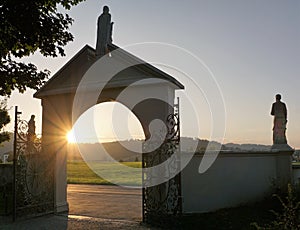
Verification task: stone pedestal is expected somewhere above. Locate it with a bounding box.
[271,143,294,191]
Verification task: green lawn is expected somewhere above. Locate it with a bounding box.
[67,161,142,186]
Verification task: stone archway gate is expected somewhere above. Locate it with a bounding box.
[33,44,185,225]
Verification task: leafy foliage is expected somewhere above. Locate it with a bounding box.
[0,0,86,96]
[252,184,300,230]
[0,99,10,143]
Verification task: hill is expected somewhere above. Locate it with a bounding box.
[66,138,274,162]
[223,143,271,151]
[0,133,291,163]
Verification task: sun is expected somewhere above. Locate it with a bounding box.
[67,131,76,143]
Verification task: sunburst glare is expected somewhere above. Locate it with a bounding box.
[67,130,76,143]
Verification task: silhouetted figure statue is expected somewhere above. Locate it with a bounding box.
[28,115,36,144]
[96,6,113,57]
[271,94,288,146]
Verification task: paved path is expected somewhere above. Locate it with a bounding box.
[0,214,154,230]
[67,184,142,221]
[0,184,159,230]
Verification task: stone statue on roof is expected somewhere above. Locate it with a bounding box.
[96,5,113,57]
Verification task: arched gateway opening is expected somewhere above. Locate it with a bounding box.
[66,102,145,221]
[68,102,145,145]
[33,41,184,225]
[67,102,145,179]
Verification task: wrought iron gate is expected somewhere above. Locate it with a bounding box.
[142,98,182,226]
[12,106,54,220]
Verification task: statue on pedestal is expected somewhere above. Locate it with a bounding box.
[95,6,113,57]
[271,94,291,149]
[28,114,36,142]
[27,114,36,152]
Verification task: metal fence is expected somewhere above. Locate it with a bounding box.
[0,107,54,221]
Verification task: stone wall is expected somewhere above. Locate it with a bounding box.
[181,150,293,213]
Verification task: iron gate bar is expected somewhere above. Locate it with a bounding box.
[12,106,21,221]
[142,97,182,226]
[12,107,54,221]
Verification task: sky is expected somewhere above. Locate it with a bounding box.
[5,0,300,148]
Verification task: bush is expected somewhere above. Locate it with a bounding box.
[252,183,300,230]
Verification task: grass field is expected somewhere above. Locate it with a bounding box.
[67,161,142,186]
[68,161,300,186]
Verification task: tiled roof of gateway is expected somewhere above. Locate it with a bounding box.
[34,44,184,98]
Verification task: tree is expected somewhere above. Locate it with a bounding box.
[0,0,86,96]
[0,99,10,143]
[0,0,86,144]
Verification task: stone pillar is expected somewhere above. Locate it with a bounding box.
[274,149,293,190]
[41,94,73,213]
[120,83,182,225]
